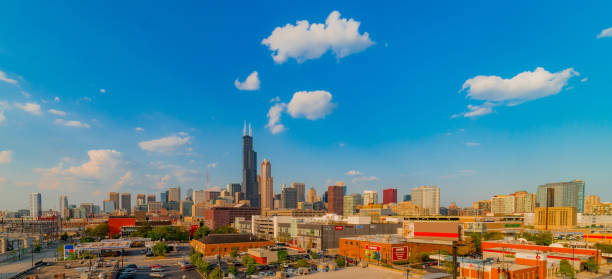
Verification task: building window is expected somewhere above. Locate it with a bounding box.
[211,248,215,252]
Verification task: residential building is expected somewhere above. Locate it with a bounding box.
[491,195,515,215]
[513,191,536,213]
[168,187,181,203]
[242,122,260,208]
[593,203,612,215]
[390,201,429,216]
[343,194,361,216]
[383,188,397,205]
[291,182,306,203]
[536,179,585,213]
[328,183,345,215]
[103,200,115,214]
[535,206,577,229]
[259,159,274,210]
[109,192,119,210]
[120,193,131,215]
[307,187,317,203]
[411,186,440,215]
[281,187,297,209]
[59,195,68,219]
[136,194,146,207]
[363,190,378,205]
[30,193,42,218]
[584,195,600,215]
[190,234,273,257]
[147,194,156,203]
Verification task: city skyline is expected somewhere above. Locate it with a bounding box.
[2,1,612,210]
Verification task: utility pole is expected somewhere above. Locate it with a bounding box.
[452,241,458,279]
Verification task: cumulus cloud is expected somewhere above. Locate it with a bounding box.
[0,70,18,84]
[234,71,260,91]
[48,109,66,116]
[15,102,42,115]
[597,27,612,38]
[265,102,287,134]
[207,162,218,168]
[262,11,374,63]
[53,96,60,102]
[0,150,13,163]
[270,96,281,103]
[452,103,494,118]
[64,149,123,178]
[138,134,191,153]
[135,127,144,132]
[465,142,480,147]
[345,170,362,176]
[112,171,132,190]
[55,119,90,128]
[99,89,106,94]
[287,90,335,120]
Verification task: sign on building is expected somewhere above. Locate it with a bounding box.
[412,222,462,241]
[64,244,74,260]
[392,247,408,261]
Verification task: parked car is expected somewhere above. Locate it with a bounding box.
[150,264,162,269]
[149,272,165,278]
[151,267,165,272]
[181,264,195,270]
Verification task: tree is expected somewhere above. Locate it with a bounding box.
[230,247,239,258]
[583,258,599,273]
[228,265,237,275]
[213,225,237,234]
[61,232,69,242]
[558,259,575,278]
[310,252,318,259]
[246,264,256,275]
[521,232,553,246]
[297,259,309,268]
[467,233,482,253]
[208,268,222,279]
[91,223,109,238]
[277,250,288,262]
[130,222,152,238]
[484,232,503,241]
[335,256,345,267]
[152,242,171,256]
[193,225,211,239]
[596,243,612,253]
[80,236,95,243]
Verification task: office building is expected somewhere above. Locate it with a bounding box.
[327,182,345,215]
[59,195,68,219]
[536,179,585,213]
[281,187,297,209]
[147,194,156,203]
[291,182,306,203]
[242,122,260,208]
[491,195,515,215]
[411,186,440,215]
[259,159,274,210]
[343,194,362,216]
[103,200,115,214]
[403,194,411,202]
[363,190,378,205]
[512,191,536,213]
[535,207,577,230]
[148,201,162,214]
[30,193,42,218]
[584,195,600,215]
[383,188,397,205]
[181,200,194,217]
[227,183,241,201]
[109,192,119,210]
[160,190,168,208]
[193,190,206,204]
[204,191,221,203]
[168,187,181,203]
[307,187,317,203]
[136,194,146,207]
[120,193,131,214]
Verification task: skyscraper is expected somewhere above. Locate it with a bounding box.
[584,195,600,215]
[281,187,297,209]
[109,192,119,210]
[363,190,378,205]
[136,194,146,206]
[59,195,68,219]
[103,200,115,214]
[168,187,181,203]
[259,159,274,210]
[491,195,515,215]
[383,188,397,205]
[242,122,259,207]
[536,179,585,213]
[403,194,411,202]
[343,194,361,216]
[512,191,536,213]
[120,193,131,214]
[30,193,42,218]
[193,190,206,204]
[307,187,317,203]
[327,182,345,215]
[147,194,156,203]
[411,186,440,215]
[160,190,168,208]
[226,183,242,201]
[291,182,306,203]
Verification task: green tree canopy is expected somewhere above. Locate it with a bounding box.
[558,259,575,278]
[335,256,345,267]
[213,225,237,234]
[152,242,171,256]
[277,250,288,262]
[297,259,309,268]
[193,225,211,239]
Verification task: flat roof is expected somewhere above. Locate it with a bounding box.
[76,240,131,250]
[341,234,453,245]
[197,233,270,244]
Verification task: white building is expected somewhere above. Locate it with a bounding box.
[30,193,42,218]
[491,195,516,215]
[193,190,206,204]
[411,186,440,215]
[363,190,378,205]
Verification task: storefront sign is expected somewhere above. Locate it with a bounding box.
[392,247,408,261]
[334,226,344,231]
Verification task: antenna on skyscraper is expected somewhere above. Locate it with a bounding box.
[243,120,246,136]
[206,170,210,189]
[249,122,252,136]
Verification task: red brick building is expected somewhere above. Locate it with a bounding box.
[203,206,260,230]
[190,233,273,257]
[339,235,453,264]
[327,184,344,216]
[382,188,397,205]
[108,216,136,237]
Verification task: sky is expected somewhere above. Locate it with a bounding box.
[1,1,612,211]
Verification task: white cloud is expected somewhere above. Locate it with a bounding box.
[112,171,132,190]
[99,89,106,94]
[135,127,144,132]
[156,174,171,190]
[338,142,345,147]
[262,11,374,63]
[345,170,362,176]
[0,70,17,84]
[63,149,123,178]
[0,110,5,125]
[351,175,378,184]
[270,96,281,103]
[15,102,42,115]
[0,150,13,163]
[48,109,66,116]
[461,67,578,103]
[138,134,191,153]
[53,96,60,102]
[465,142,480,147]
[20,91,31,98]
[581,78,588,83]
[234,71,260,91]
[265,102,287,134]
[54,119,90,128]
[597,27,612,38]
[452,103,494,118]
[207,162,218,168]
[287,90,335,120]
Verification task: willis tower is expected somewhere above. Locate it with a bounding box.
[242,122,260,207]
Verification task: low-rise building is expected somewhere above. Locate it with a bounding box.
[535,206,577,229]
[295,222,401,252]
[203,206,260,230]
[190,233,273,257]
[339,234,453,264]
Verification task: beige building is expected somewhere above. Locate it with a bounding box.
[343,195,360,216]
[535,206,577,229]
[390,201,429,216]
[168,187,181,202]
[291,182,306,203]
[307,187,317,203]
[584,195,600,215]
[259,159,274,210]
[363,190,378,205]
[411,186,440,215]
[491,195,515,215]
[512,191,536,213]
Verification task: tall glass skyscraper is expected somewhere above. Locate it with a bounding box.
[242,122,259,207]
[536,179,585,213]
[30,193,42,218]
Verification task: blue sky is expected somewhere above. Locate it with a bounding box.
[1,1,612,211]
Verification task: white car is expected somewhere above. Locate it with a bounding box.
[149,272,165,278]
[151,267,165,272]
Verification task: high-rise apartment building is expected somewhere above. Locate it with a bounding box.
[120,193,131,214]
[491,195,515,215]
[327,183,345,215]
[363,190,378,205]
[136,194,146,206]
[30,193,42,218]
[281,187,298,209]
[259,159,274,210]
[109,192,119,210]
[242,122,259,208]
[584,195,600,215]
[383,188,397,205]
[512,191,536,213]
[536,179,585,213]
[168,187,181,203]
[307,187,317,203]
[227,183,242,201]
[411,186,440,215]
[343,194,362,216]
[148,201,162,214]
[291,182,306,203]
[59,195,68,219]
[147,194,156,203]
[193,190,206,204]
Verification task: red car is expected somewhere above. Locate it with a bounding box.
[150,264,162,269]
[181,264,195,270]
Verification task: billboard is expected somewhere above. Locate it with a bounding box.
[64,244,75,260]
[392,247,408,261]
[364,245,381,260]
[412,222,461,241]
